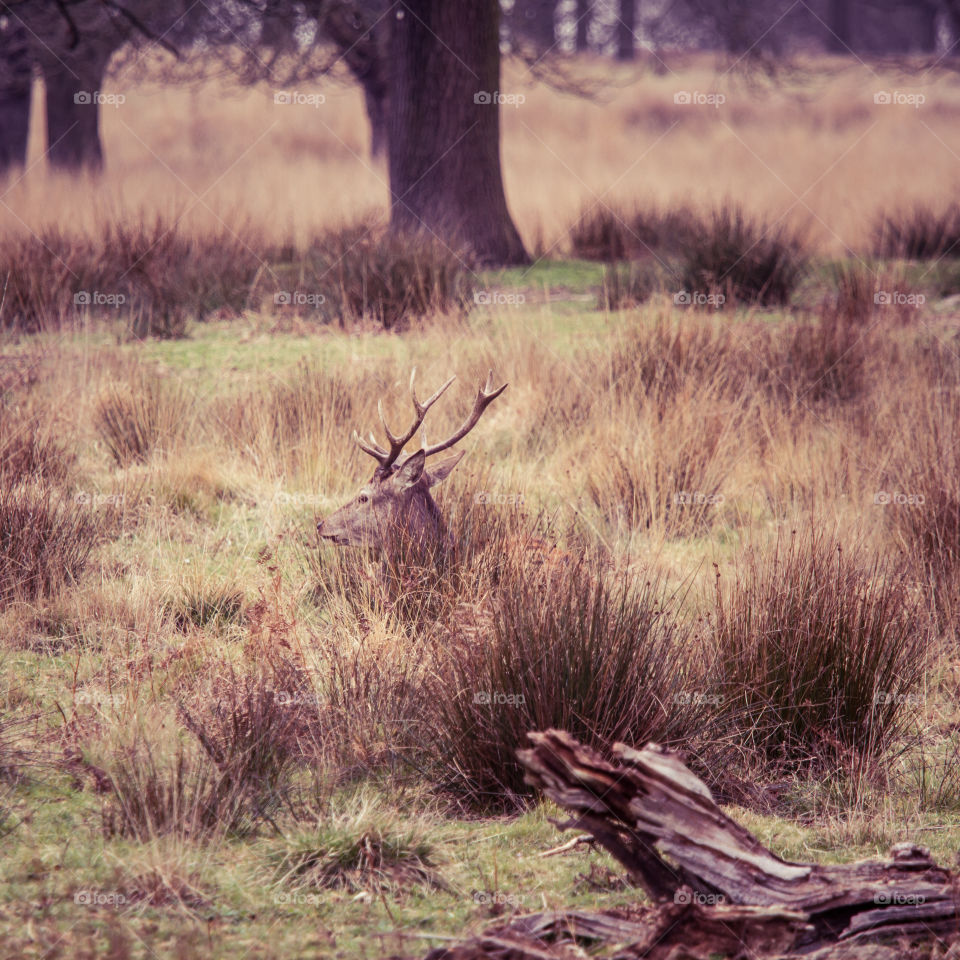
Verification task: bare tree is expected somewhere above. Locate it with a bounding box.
[1,0,191,171]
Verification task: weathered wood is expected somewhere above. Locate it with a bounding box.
[514,729,960,953]
[420,730,960,959]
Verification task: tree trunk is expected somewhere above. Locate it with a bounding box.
[0,21,32,174]
[918,1,939,53]
[387,0,529,267]
[826,0,853,53]
[42,48,111,172]
[575,0,591,52]
[362,82,387,159]
[616,0,636,60]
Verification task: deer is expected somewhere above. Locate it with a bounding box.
[316,368,507,550]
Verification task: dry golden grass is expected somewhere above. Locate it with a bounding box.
[2,53,960,958]
[4,54,958,257]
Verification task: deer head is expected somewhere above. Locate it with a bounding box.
[317,369,507,548]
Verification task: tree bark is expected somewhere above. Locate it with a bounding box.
[616,0,636,61]
[362,82,388,159]
[387,0,530,267]
[0,21,32,174]
[510,730,960,953]
[42,47,112,172]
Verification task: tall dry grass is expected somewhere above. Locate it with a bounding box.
[1,56,959,256]
[2,54,958,829]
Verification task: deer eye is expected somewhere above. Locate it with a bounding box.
[358,494,369,503]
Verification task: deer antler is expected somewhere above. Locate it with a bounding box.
[418,370,507,460]
[353,368,455,473]
[353,369,507,474]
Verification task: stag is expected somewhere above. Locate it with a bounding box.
[317,369,507,548]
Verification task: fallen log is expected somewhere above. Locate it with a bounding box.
[516,730,960,951]
[422,731,960,959]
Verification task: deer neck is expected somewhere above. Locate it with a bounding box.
[402,483,446,543]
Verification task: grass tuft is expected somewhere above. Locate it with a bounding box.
[427,556,702,810]
[711,531,930,773]
[94,370,195,466]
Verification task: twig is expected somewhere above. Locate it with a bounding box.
[538,834,595,858]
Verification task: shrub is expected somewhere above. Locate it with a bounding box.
[676,206,807,306]
[568,204,701,261]
[0,218,263,336]
[569,207,630,260]
[710,531,929,772]
[0,218,471,335]
[270,796,443,893]
[597,261,663,310]
[221,362,355,477]
[426,557,702,810]
[586,390,735,537]
[305,629,424,779]
[873,204,960,259]
[273,225,473,329]
[0,410,71,485]
[101,674,304,840]
[166,578,245,632]
[773,302,872,404]
[604,313,755,401]
[878,385,960,626]
[0,484,99,607]
[94,370,194,466]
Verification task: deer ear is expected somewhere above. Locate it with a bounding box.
[393,449,426,490]
[426,450,465,487]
